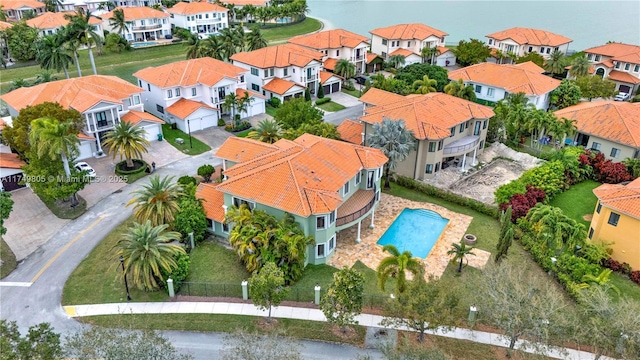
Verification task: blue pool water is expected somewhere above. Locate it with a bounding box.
[131,41,158,48]
[377,209,449,258]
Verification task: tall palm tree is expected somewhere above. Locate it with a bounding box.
[202,35,224,60]
[444,79,477,101]
[242,4,256,22]
[570,56,591,78]
[236,92,254,119]
[185,38,204,59]
[247,119,282,143]
[219,27,242,60]
[387,54,406,69]
[114,221,184,291]
[245,25,267,51]
[420,46,439,64]
[222,93,238,119]
[29,118,79,178]
[334,59,356,84]
[412,75,437,94]
[494,49,506,64]
[127,175,184,227]
[544,50,566,75]
[109,8,130,37]
[377,244,424,294]
[225,3,237,22]
[64,8,102,75]
[102,121,150,169]
[447,240,476,273]
[36,33,74,79]
[366,118,416,189]
[61,25,83,77]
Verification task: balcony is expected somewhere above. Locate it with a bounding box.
[132,24,161,31]
[88,121,115,133]
[443,136,479,156]
[196,18,222,25]
[336,189,376,227]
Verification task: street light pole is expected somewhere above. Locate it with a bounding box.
[119,255,131,301]
[187,119,193,149]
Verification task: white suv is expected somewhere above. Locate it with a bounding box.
[614,92,630,101]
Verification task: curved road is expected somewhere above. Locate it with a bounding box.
[0,152,382,359]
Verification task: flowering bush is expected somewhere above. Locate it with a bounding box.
[630,271,640,285]
[500,185,546,221]
[595,160,632,183]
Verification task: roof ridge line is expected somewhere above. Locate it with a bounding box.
[288,159,311,216]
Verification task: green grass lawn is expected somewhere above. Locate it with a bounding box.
[62,216,169,305]
[341,88,362,98]
[0,237,17,279]
[549,180,600,228]
[161,124,211,155]
[40,194,87,220]
[261,17,322,42]
[316,101,346,112]
[265,104,278,117]
[234,128,253,138]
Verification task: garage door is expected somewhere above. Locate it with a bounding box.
[619,85,631,93]
[323,85,331,94]
[331,83,340,93]
[250,100,265,116]
[77,141,94,160]
[143,124,161,141]
[1,174,25,191]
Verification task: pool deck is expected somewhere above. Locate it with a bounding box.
[328,193,477,280]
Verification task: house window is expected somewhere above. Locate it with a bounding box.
[487,88,495,97]
[426,164,433,174]
[343,181,350,195]
[554,47,559,51]
[483,120,487,129]
[233,197,255,210]
[459,123,465,133]
[435,162,440,172]
[475,85,482,93]
[251,84,260,91]
[615,62,621,69]
[540,47,545,53]
[588,227,594,239]
[587,54,593,60]
[95,111,108,127]
[284,68,288,76]
[596,203,602,214]
[376,190,380,201]
[167,89,173,98]
[591,142,601,151]
[634,65,640,72]
[378,166,383,179]
[330,210,336,225]
[607,212,620,226]
[270,68,274,77]
[156,105,164,114]
[138,80,142,87]
[610,148,620,158]
[124,98,131,107]
[251,67,258,76]
[624,63,630,71]
[366,170,375,189]
[428,142,436,152]
[479,140,484,148]
[595,55,601,61]
[316,243,325,258]
[382,39,387,45]
[222,222,229,233]
[336,50,340,56]
[488,39,493,45]
[328,235,335,252]
[546,48,550,54]
[355,171,361,185]
[407,41,411,47]
[147,84,151,91]
[528,46,533,52]
[316,215,326,230]
[450,127,455,137]
[192,88,197,96]
[176,88,181,97]
[438,140,443,150]
[473,121,481,136]
[264,69,268,77]
[381,52,387,58]
[118,105,123,112]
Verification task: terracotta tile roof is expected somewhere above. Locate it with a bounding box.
[359,87,405,106]
[390,48,418,57]
[215,134,387,216]
[263,77,299,95]
[168,1,227,15]
[77,133,95,140]
[134,58,246,88]
[221,0,268,5]
[370,23,448,40]
[166,98,216,119]
[366,53,379,64]
[0,152,26,169]
[360,92,494,140]
[584,43,640,65]
[0,118,5,131]
[319,70,340,84]
[448,62,560,96]
[215,137,280,163]
[288,29,369,49]
[26,11,100,30]
[436,45,452,54]
[231,44,324,68]
[0,21,13,30]
[120,110,163,126]
[102,6,168,21]
[486,27,572,46]
[235,88,267,99]
[1,0,45,11]
[554,101,640,147]
[0,75,143,113]
[514,61,545,73]
[337,119,363,145]
[593,178,640,219]
[608,70,640,84]
[196,183,226,222]
[323,58,338,71]
[599,59,615,68]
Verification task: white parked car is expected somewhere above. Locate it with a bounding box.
[614,92,630,101]
[74,162,96,178]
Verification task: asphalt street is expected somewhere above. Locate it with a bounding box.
[323,105,365,126]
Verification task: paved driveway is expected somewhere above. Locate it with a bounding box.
[191,127,234,152]
[328,91,362,107]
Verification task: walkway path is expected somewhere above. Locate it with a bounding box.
[65,301,613,360]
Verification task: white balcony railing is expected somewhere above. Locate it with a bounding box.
[443,137,480,155]
[132,24,161,31]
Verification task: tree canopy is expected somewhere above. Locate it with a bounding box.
[274,97,323,130]
[5,21,38,61]
[395,63,449,92]
[453,39,491,67]
[320,266,365,332]
[574,75,617,101]
[549,79,582,109]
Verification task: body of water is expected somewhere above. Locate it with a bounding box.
[308,1,640,51]
[377,209,449,258]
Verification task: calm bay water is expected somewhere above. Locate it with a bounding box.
[308,1,640,51]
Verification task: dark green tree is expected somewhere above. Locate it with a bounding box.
[304,88,311,101]
[248,262,289,323]
[274,97,323,130]
[0,320,63,360]
[174,195,208,244]
[453,38,491,67]
[515,52,545,67]
[0,192,14,236]
[396,63,449,92]
[495,206,513,264]
[316,82,325,98]
[197,164,215,183]
[549,79,582,110]
[5,21,38,61]
[320,266,365,333]
[575,75,617,101]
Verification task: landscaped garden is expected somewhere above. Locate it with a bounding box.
[549,180,600,228]
[315,100,346,112]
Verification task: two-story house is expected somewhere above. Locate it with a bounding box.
[555,101,640,160]
[101,7,170,43]
[231,43,341,99]
[448,62,561,109]
[288,29,370,74]
[486,27,572,60]
[1,0,46,21]
[358,89,494,180]
[0,75,163,160]
[196,134,388,264]
[133,58,266,133]
[168,2,228,39]
[26,11,103,38]
[580,43,640,95]
[369,23,456,67]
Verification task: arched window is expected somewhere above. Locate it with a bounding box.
[595,68,606,78]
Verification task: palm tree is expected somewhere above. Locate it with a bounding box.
[202,35,224,60]
[366,118,416,189]
[245,25,267,51]
[127,175,184,227]
[494,49,506,64]
[36,33,73,79]
[9,78,29,90]
[447,240,476,273]
[247,119,282,143]
[114,221,185,291]
[544,50,566,75]
[61,25,83,77]
[387,54,406,69]
[526,204,586,254]
[225,3,237,22]
[412,75,437,94]
[236,92,254,119]
[242,4,257,22]
[65,9,102,75]
[579,269,620,296]
[377,244,424,294]
[109,8,130,37]
[222,93,239,120]
[570,56,591,78]
[102,121,150,169]
[420,46,439,64]
[444,79,477,101]
[186,38,204,59]
[219,27,242,60]
[30,118,79,178]
[35,71,57,84]
[334,59,356,84]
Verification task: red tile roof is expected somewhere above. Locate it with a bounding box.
[120,110,163,126]
[215,137,280,163]
[593,178,640,219]
[231,44,324,68]
[102,6,169,21]
[514,61,545,73]
[554,101,640,147]
[366,53,380,64]
[436,46,452,55]
[486,27,572,46]
[134,58,246,88]
[77,133,95,141]
[359,87,405,106]
[389,48,418,57]
[360,92,495,140]
[608,70,640,84]
[263,77,300,95]
[221,0,268,5]
[584,43,640,65]
[168,2,227,15]
[289,29,369,49]
[213,134,387,216]
[448,62,560,96]
[337,119,363,145]
[323,58,338,71]
[370,23,448,40]
[319,71,340,84]
[1,0,45,11]
[26,11,100,30]
[0,75,143,113]
[235,88,267,99]
[0,152,26,169]
[0,21,11,30]
[196,183,226,222]
[166,98,216,119]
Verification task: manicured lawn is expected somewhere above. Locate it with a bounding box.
[342,88,361,98]
[549,180,600,228]
[609,272,640,303]
[265,104,278,117]
[261,17,323,42]
[316,101,346,112]
[40,194,87,220]
[234,128,253,138]
[161,124,211,155]
[62,216,169,305]
[0,238,17,279]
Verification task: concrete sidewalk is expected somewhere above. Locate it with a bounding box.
[64,302,612,360]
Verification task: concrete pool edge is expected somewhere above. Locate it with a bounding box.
[376,208,450,259]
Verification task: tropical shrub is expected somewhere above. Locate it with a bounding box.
[177,175,197,186]
[269,97,281,108]
[495,180,527,207]
[630,270,640,285]
[556,253,601,283]
[315,97,331,105]
[520,160,566,199]
[160,252,190,291]
[500,185,546,221]
[595,160,632,184]
[218,118,226,126]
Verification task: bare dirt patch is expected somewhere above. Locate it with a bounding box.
[583,214,593,221]
[255,317,279,331]
[329,324,360,341]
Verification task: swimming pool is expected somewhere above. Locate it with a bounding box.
[376,209,449,258]
[131,41,158,48]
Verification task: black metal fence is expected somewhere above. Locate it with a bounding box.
[336,194,376,226]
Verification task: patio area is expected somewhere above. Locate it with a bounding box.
[328,193,487,280]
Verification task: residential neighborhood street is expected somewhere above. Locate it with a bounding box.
[324,104,365,126]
